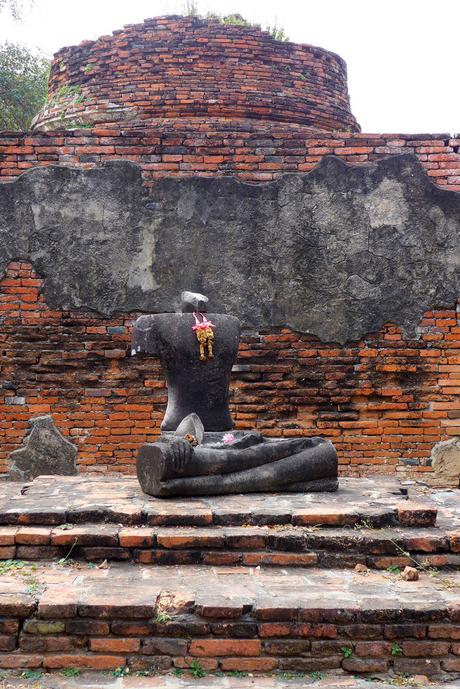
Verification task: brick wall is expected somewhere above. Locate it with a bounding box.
[1,261,459,480]
[1,125,459,190]
[32,16,358,133]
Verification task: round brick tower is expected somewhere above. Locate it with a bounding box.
[32,15,360,133]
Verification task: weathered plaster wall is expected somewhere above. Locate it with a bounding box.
[0,155,459,343]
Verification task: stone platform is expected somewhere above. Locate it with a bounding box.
[0,477,458,679]
[1,673,459,689]
[0,477,459,570]
[0,477,439,527]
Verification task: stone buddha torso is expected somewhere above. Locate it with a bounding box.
[132,312,240,431]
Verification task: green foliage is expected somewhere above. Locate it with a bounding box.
[61,668,80,677]
[0,42,49,130]
[21,670,42,679]
[181,1,289,41]
[47,83,84,109]
[310,671,326,681]
[113,666,129,677]
[154,612,172,623]
[218,14,257,28]
[57,536,79,566]
[266,22,289,42]
[386,565,402,574]
[391,641,404,656]
[341,645,353,658]
[226,670,248,677]
[57,557,76,567]
[173,668,184,677]
[189,660,205,677]
[25,581,40,594]
[83,63,96,74]
[0,559,25,574]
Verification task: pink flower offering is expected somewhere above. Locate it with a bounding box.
[223,433,235,445]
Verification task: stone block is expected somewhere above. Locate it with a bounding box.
[431,437,460,487]
[9,416,78,481]
[90,637,140,653]
[220,657,278,671]
[43,654,124,670]
[66,619,110,635]
[141,638,188,656]
[342,657,389,673]
[23,619,65,635]
[211,622,258,638]
[189,638,261,657]
[127,655,172,671]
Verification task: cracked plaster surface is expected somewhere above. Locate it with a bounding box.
[0,154,459,343]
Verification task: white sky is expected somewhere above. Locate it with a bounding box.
[1,0,459,134]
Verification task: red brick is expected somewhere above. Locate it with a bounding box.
[43,654,125,669]
[15,527,51,545]
[118,528,154,548]
[428,625,460,639]
[0,654,42,668]
[220,657,278,671]
[355,641,391,657]
[174,656,218,671]
[189,639,261,657]
[401,640,449,657]
[0,528,17,545]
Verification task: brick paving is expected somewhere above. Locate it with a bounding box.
[0,477,439,527]
[2,671,460,688]
[1,670,460,688]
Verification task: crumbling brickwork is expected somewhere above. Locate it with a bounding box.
[1,127,459,191]
[32,17,359,133]
[1,262,459,479]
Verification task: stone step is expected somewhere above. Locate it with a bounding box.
[1,523,460,569]
[0,670,457,688]
[0,562,459,678]
[1,670,457,688]
[0,476,438,529]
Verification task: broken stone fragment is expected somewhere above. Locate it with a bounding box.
[174,413,205,445]
[354,563,369,574]
[8,415,78,481]
[401,566,419,581]
[180,291,209,313]
[431,437,460,488]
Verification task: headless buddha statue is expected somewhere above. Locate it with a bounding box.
[132,291,338,497]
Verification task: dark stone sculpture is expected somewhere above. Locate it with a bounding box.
[9,415,78,481]
[132,309,240,432]
[133,293,338,497]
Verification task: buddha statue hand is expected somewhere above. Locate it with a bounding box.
[167,438,194,474]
